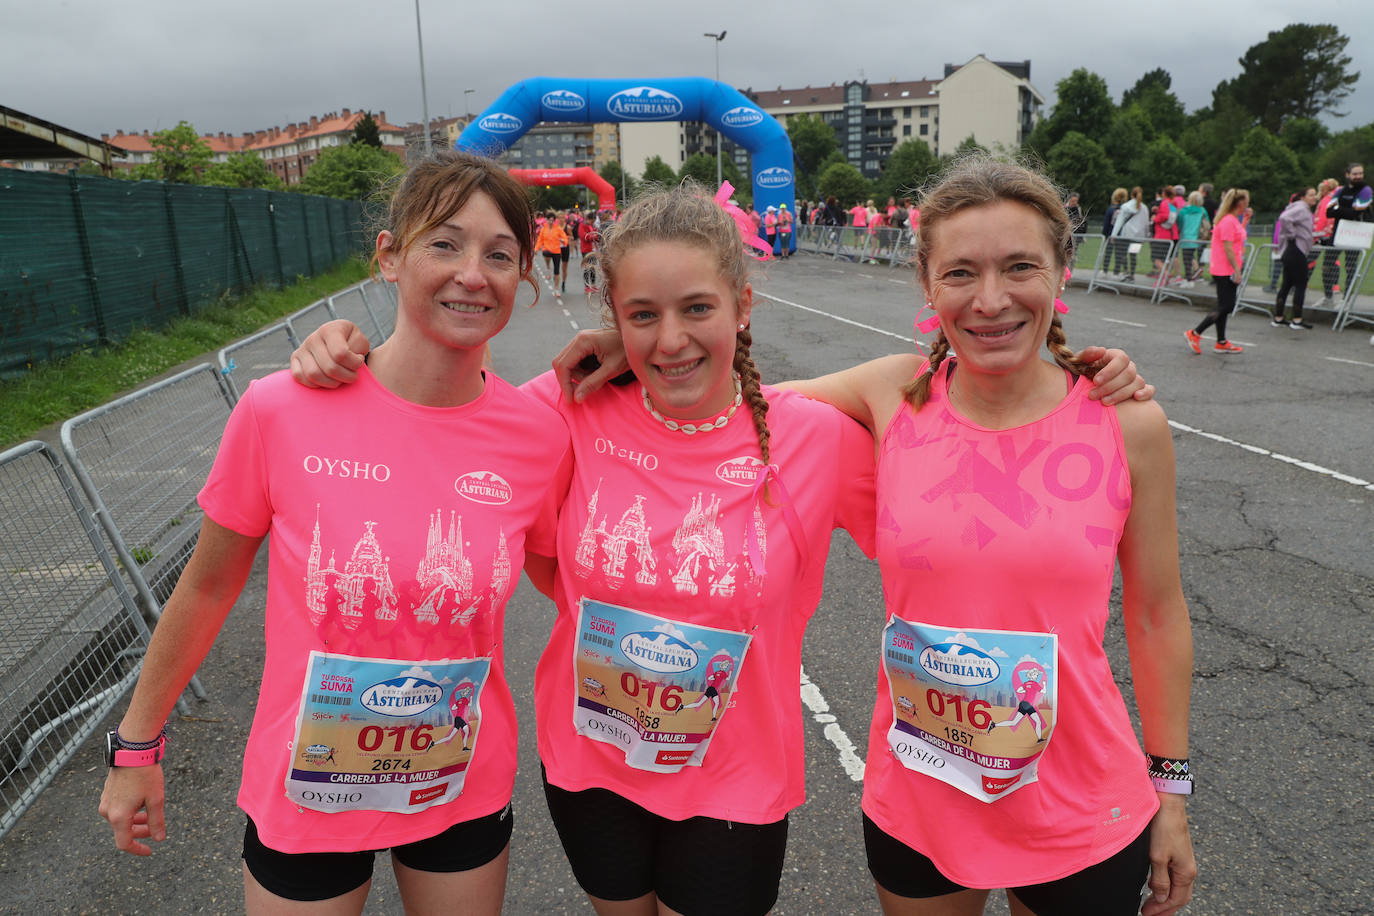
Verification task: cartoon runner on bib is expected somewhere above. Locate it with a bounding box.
[679,652,735,721]
[989,659,1049,742]
[432,679,476,751]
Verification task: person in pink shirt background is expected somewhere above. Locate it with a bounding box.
[1151,186,1180,278]
[1186,187,1252,355]
[100,151,571,914]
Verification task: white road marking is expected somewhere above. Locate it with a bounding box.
[800,666,865,782]
[757,292,915,344]
[1326,356,1374,368]
[569,319,579,330]
[1168,421,1374,492]
[887,278,910,285]
[1101,317,1148,328]
[858,273,875,279]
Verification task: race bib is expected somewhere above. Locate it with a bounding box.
[882,618,1058,803]
[573,598,752,773]
[286,651,490,814]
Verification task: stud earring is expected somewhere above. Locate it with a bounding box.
[738,323,746,331]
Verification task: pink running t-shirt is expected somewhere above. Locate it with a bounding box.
[1210,213,1246,276]
[200,366,571,853]
[522,372,876,824]
[862,360,1158,888]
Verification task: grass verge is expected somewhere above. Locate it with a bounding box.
[0,259,370,448]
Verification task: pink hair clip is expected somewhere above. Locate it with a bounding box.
[914,301,941,336]
[715,181,773,261]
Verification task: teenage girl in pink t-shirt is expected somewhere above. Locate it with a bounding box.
[100,152,572,914]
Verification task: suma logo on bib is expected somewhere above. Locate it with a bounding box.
[455,471,513,505]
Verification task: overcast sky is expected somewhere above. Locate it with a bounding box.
[7,0,1370,140]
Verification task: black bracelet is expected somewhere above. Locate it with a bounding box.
[114,725,167,751]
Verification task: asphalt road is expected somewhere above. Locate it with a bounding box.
[1,251,1370,915]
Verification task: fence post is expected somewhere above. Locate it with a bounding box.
[67,171,109,345]
[268,192,285,288]
[301,202,316,275]
[324,200,339,266]
[159,185,191,316]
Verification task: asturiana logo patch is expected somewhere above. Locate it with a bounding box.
[721,106,764,128]
[756,166,792,188]
[620,632,698,674]
[456,471,513,505]
[919,642,1000,687]
[542,89,587,113]
[360,677,443,717]
[715,456,767,487]
[479,112,523,134]
[607,86,684,120]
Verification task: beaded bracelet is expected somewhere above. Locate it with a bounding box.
[1147,753,1193,794]
[114,725,167,751]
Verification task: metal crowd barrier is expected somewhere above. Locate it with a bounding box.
[60,363,237,701]
[328,279,386,345]
[361,277,398,341]
[795,224,914,267]
[218,322,298,402]
[284,298,338,345]
[1,441,153,840]
[1330,246,1372,332]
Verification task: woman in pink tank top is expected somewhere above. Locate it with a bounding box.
[783,158,1197,916]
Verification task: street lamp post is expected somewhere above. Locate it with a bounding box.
[414,0,432,156]
[703,30,726,188]
[464,88,476,126]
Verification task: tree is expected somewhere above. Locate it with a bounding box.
[204,152,284,190]
[296,142,404,199]
[1045,69,1115,147]
[1277,117,1331,173]
[351,112,383,148]
[1215,126,1302,211]
[787,113,839,179]
[1102,107,1153,180]
[678,152,744,192]
[1177,94,1254,179]
[598,161,637,206]
[149,120,212,184]
[816,161,870,208]
[1045,132,1116,210]
[1312,123,1374,183]
[873,139,939,202]
[640,155,678,187]
[1021,117,1054,160]
[1130,137,1199,196]
[951,135,987,159]
[1216,24,1359,132]
[1121,68,1172,108]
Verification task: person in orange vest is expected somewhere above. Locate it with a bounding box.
[777,203,793,259]
[535,212,570,298]
[763,205,779,256]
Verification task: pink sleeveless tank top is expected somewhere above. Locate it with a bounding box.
[861,359,1159,888]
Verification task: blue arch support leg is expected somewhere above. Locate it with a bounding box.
[458,77,796,254]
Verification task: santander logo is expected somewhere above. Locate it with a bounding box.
[455,471,513,505]
[715,456,767,487]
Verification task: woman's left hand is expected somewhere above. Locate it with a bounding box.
[1142,795,1197,916]
[1078,347,1155,404]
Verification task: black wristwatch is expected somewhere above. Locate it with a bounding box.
[105,728,167,768]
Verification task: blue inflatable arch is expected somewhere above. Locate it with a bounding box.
[457,77,796,246]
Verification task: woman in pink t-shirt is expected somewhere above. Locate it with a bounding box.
[100,152,572,914]
[772,158,1195,916]
[1185,188,1251,356]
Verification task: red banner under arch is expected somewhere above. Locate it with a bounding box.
[509,167,616,213]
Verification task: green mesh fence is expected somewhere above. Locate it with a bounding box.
[0,170,364,378]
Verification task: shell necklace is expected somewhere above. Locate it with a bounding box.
[641,374,743,435]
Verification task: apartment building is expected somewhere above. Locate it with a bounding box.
[101,109,406,184]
